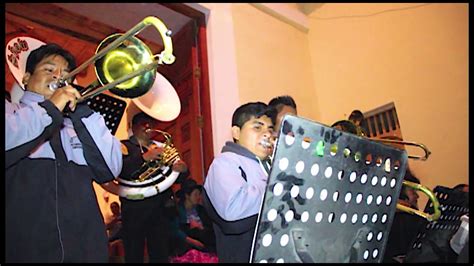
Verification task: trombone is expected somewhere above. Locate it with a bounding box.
[48,16,175,102]
[331,119,440,221]
[373,138,431,161]
[331,120,431,160]
[397,181,440,222]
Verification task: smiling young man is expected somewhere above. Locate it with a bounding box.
[5,43,123,262]
[202,102,276,263]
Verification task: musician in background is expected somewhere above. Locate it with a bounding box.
[449,183,469,263]
[5,43,123,262]
[348,109,368,136]
[268,95,298,135]
[202,102,276,262]
[383,168,424,263]
[267,95,298,160]
[116,112,188,263]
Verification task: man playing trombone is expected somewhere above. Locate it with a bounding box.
[5,42,123,262]
[202,102,276,262]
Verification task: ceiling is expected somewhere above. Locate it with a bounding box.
[52,3,193,46]
[50,4,322,41]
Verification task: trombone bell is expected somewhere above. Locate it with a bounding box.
[95,33,156,98]
[47,16,175,102]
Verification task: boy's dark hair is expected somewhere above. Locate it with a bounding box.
[232,102,276,128]
[176,178,202,200]
[25,43,77,80]
[132,112,154,126]
[268,95,297,113]
[348,110,364,123]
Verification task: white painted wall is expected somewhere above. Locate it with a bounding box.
[192,3,468,206]
[198,3,241,154]
[307,3,468,207]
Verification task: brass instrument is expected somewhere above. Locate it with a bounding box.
[47,16,175,102]
[136,128,181,182]
[374,138,431,161]
[396,181,440,222]
[6,18,181,200]
[114,128,182,200]
[331,120,431,161]
[331,119,440,221]
[55,16,181,199]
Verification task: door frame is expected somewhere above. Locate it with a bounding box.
[163,3,214,178]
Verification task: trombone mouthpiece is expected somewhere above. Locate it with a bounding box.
[260,139,274,149]
[48,80,68,92]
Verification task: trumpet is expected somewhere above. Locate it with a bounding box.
[331,119,440,221]
[48,16,175,102]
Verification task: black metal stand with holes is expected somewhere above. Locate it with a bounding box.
[404,186,469,263]
[250,115,408,263]
[85,93,126,135]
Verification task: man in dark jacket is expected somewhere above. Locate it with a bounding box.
[5,42,123,262]
[383,169,424,263]
[116,112,188,263]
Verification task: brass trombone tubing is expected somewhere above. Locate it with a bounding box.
[145,128,180,165]
[78,61,159,102]
[146,128,173,140]
[331,119,440,221]
[330,119,431,161]
[55,16,175,100]
[373,138,432,161]
[396,180,441,222]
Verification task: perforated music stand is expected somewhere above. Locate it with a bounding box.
[85,93,126,135]
[404,186,469,263]
[250,115,408,263]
